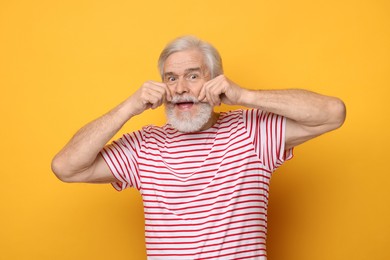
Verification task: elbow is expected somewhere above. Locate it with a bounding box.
[51,155,77,183]
[329,97,347,130]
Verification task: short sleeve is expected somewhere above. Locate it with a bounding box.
[243,109,294,172]
[100,130,143,191]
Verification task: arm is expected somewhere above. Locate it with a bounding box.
[51,81,171,183]
[198,75,346,150]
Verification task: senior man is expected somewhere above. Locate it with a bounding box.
[52,35,346,260]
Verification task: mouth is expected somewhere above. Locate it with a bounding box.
[170,96,198,110]
[175,101,195,110]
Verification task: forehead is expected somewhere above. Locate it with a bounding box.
[164,49,206,74]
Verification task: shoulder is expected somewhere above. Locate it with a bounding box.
[221,108,262,125]
[118,124,165,145]
[139,124,169,137]
[220,109,245,121]
[215,109,247,130]
[138,124,177,143]
[224,108,263,118]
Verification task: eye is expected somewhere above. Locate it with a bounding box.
[187,73,199,81]
[166,76,177,82]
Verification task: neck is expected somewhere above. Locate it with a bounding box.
[199,111,219,131]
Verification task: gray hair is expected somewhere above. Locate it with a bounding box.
[158,35,223,79]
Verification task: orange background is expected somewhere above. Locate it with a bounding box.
[1,0,389,259]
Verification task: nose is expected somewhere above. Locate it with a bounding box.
[174,77,189,95]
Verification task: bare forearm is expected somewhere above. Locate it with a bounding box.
[52,80,171,182]
[239,88,346,127]
[200,75,345,149]
[52,98,135,177]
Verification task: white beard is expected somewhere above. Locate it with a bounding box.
[165,95,213,133]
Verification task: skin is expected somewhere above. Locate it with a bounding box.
[163,49,217,130]
[51,48,346,183]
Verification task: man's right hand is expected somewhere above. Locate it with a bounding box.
[127,81,172,117]
[51,80,172,184]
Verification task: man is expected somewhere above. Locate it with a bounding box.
[52,36,346,259]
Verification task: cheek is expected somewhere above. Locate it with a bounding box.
[190,83,204,97]
[167,85,175,95]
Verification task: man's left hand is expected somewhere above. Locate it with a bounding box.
[198,75,245,106]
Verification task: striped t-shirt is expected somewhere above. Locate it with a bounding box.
[101,109,293,260]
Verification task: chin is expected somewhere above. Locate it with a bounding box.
[165,103,213,133]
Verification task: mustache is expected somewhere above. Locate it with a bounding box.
[169,95,199,104]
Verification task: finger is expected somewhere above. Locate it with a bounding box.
[144,82,170,104]
[210,91,221,106]
[140,86,163,109]
[197,85,209,103]
[149,81,172,102]
[200,95,209,104]
[198,83,207,102]
[203,81,215,106]
[148,91,165,109]
[202,75,225,105]
[162,84,172,102]
[205,81,221,106]
[199,76,217,101]
[205,85,218,106]
[202,80,215,105]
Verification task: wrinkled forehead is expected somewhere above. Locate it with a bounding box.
[163,49,208,74]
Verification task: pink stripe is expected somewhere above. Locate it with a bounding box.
[145,223,266,239]
[195,248,267,260]
[142,180,268,195]
[146,229,265,245]
[142,186,270,200]
[145,211,267,227]
[147,235,265,250]
[148,242,266,257]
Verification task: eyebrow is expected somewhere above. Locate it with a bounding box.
[163,67,202,77]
